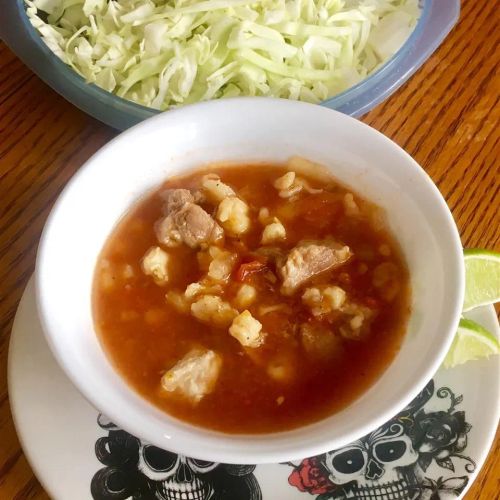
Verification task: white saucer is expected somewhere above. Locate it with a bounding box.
[8,279,500,500]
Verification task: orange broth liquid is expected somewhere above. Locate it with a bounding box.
[93,164,411,433]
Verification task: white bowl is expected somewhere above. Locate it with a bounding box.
[36,98,464,464]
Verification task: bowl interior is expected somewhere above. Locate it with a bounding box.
[36,98,463,463]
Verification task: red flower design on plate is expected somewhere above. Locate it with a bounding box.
[288,457,335,495]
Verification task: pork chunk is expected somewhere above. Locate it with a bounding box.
[161,188,194,213]
[156,203,223,249]
[279,241,351,295]
[174,203,224,248]
[161,349,222,403]
[155,214,182,247]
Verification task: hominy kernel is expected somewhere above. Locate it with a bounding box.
[358,263,369,274]
[343,193,360,216]
[165,291,190,313]
[100,270,115,290]
[261,218,286,245]
[258,207,270,225]
[350,315,364,330]
[216,197,251,236]
[273,171,295,190]
[229,311,263,348]
[123,264,135,279]
[142,246,170,284]
[145,308,167,325]
[121,310,139,321]
[379,244,391,256]
[234,284,257,309]
[267,360,294,382]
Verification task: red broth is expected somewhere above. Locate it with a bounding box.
[93,161,411,433]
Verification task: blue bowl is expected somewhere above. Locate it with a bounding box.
[0,0,459,129]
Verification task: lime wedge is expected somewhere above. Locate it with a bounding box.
[443,318,500,368]
[463,249,500,311]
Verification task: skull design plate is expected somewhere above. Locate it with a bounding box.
[8,279,500,500]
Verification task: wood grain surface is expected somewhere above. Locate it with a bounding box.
[0,0,498,498]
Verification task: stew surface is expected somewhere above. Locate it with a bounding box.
[93,159,411,433]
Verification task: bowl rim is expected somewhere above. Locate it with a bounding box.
[35,97,465,463]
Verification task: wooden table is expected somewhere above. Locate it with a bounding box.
[0,0,498,498]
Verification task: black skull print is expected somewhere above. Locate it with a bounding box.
[91,379,475,500]
[91,415,261,500]
[287,380,475,500]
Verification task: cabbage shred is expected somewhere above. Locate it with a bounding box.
[26,0,420,110]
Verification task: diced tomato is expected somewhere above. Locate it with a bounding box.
[363,297,380,309]
[235,260,267,282]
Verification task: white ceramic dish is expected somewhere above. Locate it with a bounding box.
[35,97,464,464]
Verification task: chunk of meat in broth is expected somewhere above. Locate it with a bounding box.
[175,204,224,248]
[156,201,223,249]
[155,215,182,247]
[161,188,194,213]
[161,349,222,404]
[279,240,351,295]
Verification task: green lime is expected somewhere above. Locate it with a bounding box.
[463,249,500,311]
[443,318,500,368]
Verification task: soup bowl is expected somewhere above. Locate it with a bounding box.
[36,98,464,464]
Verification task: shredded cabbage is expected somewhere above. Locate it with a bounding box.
[26,0,420,110]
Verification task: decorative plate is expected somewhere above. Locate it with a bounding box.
[8,279,500,500]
